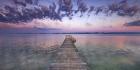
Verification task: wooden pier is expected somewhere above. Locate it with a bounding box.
[49,35,88,70]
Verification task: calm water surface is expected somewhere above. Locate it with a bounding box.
[0,34,140,70]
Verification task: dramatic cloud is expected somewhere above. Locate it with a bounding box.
[13,0,26,6]
[76,0,88,17]
[0,0,139,23]
[58,0,73,17]
[113,0,139,16]
[0,3,61,23]
[124,20,140,26]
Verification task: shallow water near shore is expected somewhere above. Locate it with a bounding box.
[0,34,140,70]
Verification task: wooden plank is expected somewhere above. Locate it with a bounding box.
[49,35,88,70]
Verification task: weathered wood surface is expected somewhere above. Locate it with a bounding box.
[49,35,88,70]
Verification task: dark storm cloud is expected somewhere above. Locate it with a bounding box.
[13,0,26,6]
[58,0,73,17]
[106,0,140,16]
[87,6,94,16]
[124,20,140,26]
[95,6,104,15]
[0,0,61,23]
[88,6,94,13]
[25,0,33,4]
[13,0,36,5]
[0,0,139,23]
[76,0,88,17]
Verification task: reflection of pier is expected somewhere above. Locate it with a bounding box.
[49,35,88,70]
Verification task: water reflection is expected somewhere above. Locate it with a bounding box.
[73,34,140,70]
[0,34,64,48]
[0,34,140,70]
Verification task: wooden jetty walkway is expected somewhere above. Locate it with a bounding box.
[49,35,88,70]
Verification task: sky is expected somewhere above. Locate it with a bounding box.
[0,0,140,33]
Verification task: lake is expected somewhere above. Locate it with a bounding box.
[0,34,140,70]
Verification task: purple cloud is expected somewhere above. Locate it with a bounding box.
[0,0,139,23]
